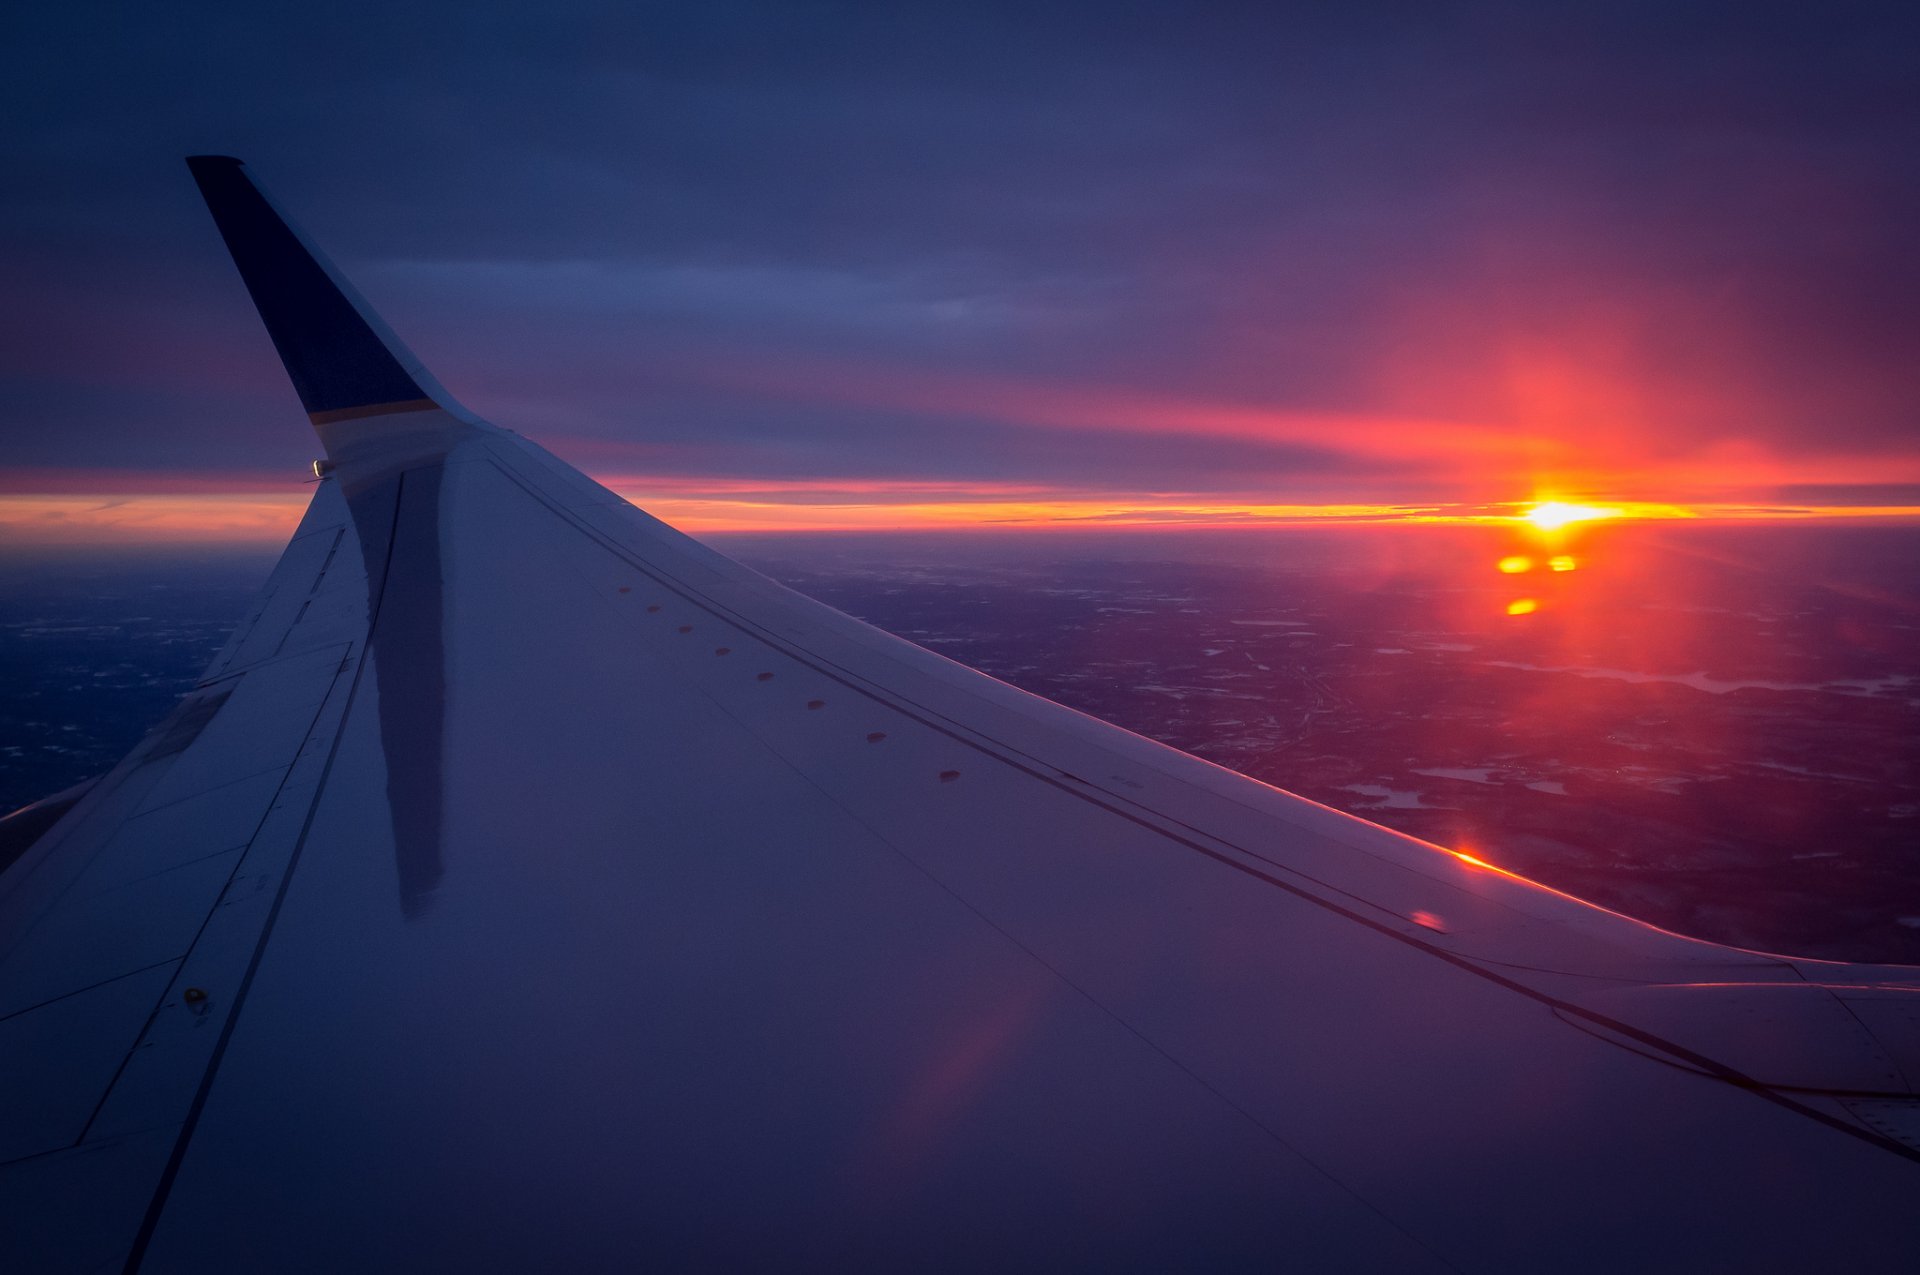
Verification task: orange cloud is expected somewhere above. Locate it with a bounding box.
[682,354,1545,465]
[632,349,1920,508]
[2,466,1915,545]
[0,492,310,544]
[609,485,1918,535]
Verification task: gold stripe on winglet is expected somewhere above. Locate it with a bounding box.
[308,397,441,425]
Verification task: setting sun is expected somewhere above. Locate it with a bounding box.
[1522,501,1621,531]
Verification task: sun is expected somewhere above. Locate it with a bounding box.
[1522,501,1620,532]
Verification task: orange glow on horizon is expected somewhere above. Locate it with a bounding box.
[627,495,1504,533]
[2,469,1920,543]
[1452,850,1492,868]
[1522,501,1624,531]
[0,492,311,545]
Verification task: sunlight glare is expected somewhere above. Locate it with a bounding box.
[1523,501,1620,531]
[1506,598,1538,616]
[1548,555,1577,572]
[1497,555,1533,574]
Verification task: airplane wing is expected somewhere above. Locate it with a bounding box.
[2,157,1916,1273]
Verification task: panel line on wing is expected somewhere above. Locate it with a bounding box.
[118,658,369,1272]
[623,619,1451,1265]
[76,661,355,1151]
[0,960,180,1031]
[120,460,424,1272]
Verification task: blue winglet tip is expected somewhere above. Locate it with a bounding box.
[187,155,441,423]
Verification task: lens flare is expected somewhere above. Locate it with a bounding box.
[1506,598,1539,616]
[1497,555,1533,574]
[1548,555,1578,572]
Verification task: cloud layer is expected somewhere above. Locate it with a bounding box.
[4,2,1918,535]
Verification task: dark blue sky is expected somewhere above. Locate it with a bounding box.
[4,2,1919,532]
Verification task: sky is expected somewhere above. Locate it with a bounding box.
[3,1,1919,540]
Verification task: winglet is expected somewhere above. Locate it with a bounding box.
[186,156,470,426]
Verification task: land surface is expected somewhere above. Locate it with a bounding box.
[4,524,1915,962]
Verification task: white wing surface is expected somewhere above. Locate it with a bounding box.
[1,158,1916,1273]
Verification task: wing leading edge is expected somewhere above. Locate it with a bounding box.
[0,160,1916,1273]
